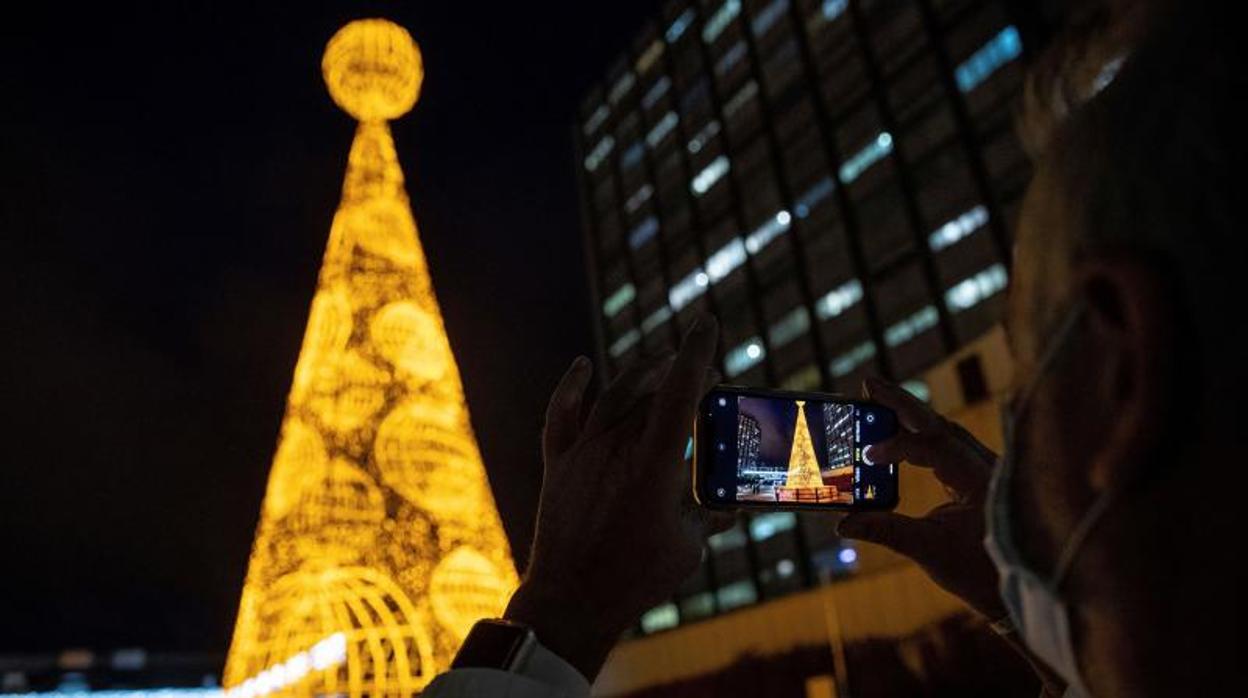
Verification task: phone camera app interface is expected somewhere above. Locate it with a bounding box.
[706,394,897,506]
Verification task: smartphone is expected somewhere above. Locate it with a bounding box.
[693,385,899,511]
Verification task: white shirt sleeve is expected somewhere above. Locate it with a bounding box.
[422,640,591,698]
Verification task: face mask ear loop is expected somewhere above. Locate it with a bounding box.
[1050,487,1117,590]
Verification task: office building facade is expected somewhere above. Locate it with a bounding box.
[575,0,1054,654]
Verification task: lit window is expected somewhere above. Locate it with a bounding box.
[646,111,679,149]
[768,306,810,348]
[821,0,848,22]
[620,141,644,170]
[723,80,759,117]
[687,119,722,154]
[609,328,641,358]
[603,283,636,318]
[628,216,659,249]
[706,238,748,282]
[945,263,1008,312]
[725,336,766,377]
[929,204,988,251]
[641,306,672,334]
[680,592,715,620]
[745,209,791,253]
[642,76,672,110]
[583,135,615,172]
[703,0,743,44]
[1092,54,1126,95]
[751,0,789,36]
[794,176,835,218]
[666,8,696,43]
[636,39,665,74]
[582,104,609,137]
[608,71,636,104]
[781,364,822,390]
[839,132,892,183]
[624,183,654,214]
[884,305,939,347]
[749,512,797,541]
[670,268,710,310]
[901,379,931,403]
[815,279,863,320]
[692,155,731,195]
[716,579,758,610]
[640,602,680,633]
[955,26,1022,93]
[715,40,748,76]
[830,341,876,377]
[708,525,747,550]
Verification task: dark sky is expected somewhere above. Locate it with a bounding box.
[0,1,659,653]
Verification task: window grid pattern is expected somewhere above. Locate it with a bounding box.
[573,0,1037,635]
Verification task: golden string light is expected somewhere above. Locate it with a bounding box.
[224,18,518,695]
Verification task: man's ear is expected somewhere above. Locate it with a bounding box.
[1073,255,1175,492]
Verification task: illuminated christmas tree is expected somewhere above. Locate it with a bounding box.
[223,19,518,697]
[782,401,823,489]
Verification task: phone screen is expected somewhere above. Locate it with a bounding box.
[695,386,899,510]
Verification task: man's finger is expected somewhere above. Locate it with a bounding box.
[643,315,718,466]
[584,354,674,436]
[542,356,592,461]
[837,511,940,565]
[864,376,940,434]
[864,430,989,497]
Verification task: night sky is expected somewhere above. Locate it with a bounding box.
[0,1,660,653]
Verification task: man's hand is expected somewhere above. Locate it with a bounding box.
[504,315,731,681]
[836,376,1006,620]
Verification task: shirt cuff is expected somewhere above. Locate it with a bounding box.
[422,640,591,698]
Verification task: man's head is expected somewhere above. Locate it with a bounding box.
[1005,3,1243,694]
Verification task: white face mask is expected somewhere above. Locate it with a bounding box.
[984,303,1115,698]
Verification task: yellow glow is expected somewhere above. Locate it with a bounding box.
[224,18,518,695]
[783,401,822,488]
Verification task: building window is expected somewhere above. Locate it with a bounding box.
[628,216,660,249]
[955,26,1022,93]
[666,8,696,43]
[751,0,790,37]
[687,119,722,154]
[884,305,940,347]
[929,204,988,251]
[603,283,636,318]
[640,602,680,633]
[583,104,609,137]
[723,79,760,117]
[715,579,758,610]
[609,328,642,358]
[830,341,876,377]
[706,237,748,282]
[945,263,1008,312]
[820,0,848,23]
[609,71,637,104]
[584,135,615,172]
[620,141,645,170]
[692,155,732,195]
[636,39,666,73]
[646,111,680,149]
[641,305,672,334]
[794,176,835,218]
[768,306,810,348]
[814,279,863,320]
[642,75,672,110]
[839,132,893,183]
[624,183,654,214]
[715,40,748,76]
[725,336,766,377]
[670,268,711,310]
[745,209,791,254]
[703,0,743,44]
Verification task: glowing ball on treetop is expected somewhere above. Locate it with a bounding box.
[323,19,423,122]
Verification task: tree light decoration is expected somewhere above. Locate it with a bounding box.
[224,18,518,695]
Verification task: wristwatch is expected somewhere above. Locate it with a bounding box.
[451,619,537,671]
